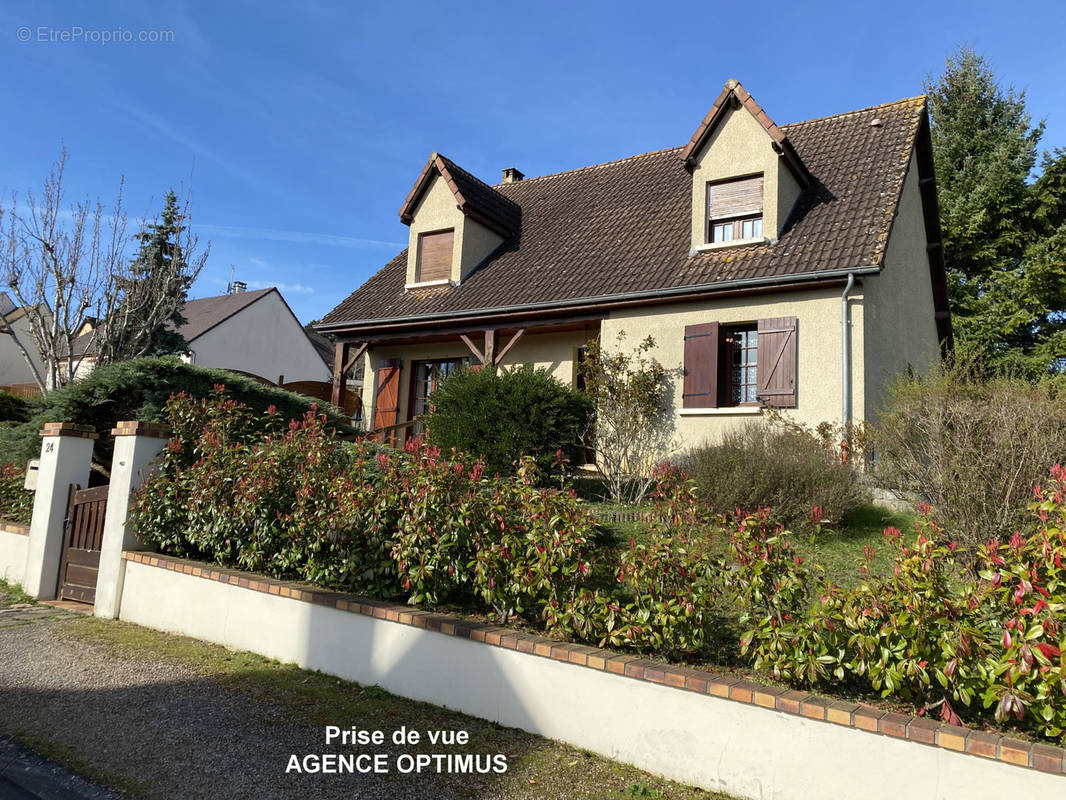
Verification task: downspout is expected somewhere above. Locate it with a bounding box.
[841,272,856,454]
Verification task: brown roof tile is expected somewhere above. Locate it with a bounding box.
[321,96,928,330]
[399,153,521,237]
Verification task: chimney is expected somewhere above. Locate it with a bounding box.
[501,167,524,184]
[228,280,247,294]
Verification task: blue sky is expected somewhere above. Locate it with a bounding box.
[2,0,1064,325]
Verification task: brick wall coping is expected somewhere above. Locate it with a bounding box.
[111,421,173,439]
[122,549,1066,777]
[39,422,98,440]
[0,520,30,536]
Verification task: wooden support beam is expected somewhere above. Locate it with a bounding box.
[331,341,348,408]
[459,334,485,365]
[483,329,495,369]
[493,328,525,366]
[342,342,368,376]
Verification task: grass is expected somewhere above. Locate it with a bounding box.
[817,504,918,586]
[0,577,33,607]
[56,615,735,800]
[590,502,917,587]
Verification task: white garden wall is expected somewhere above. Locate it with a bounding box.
[117,553,1066,800]
[0,524,28,584]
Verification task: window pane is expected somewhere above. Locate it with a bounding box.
[752,217,762,237]
[742,219,753,238]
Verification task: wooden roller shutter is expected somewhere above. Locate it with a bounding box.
[416,229,454,282]
[683,322,719,408]
[756,316,798,407]
[708,176,763,219]
[373,358,401,430]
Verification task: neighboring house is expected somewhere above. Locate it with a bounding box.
[0,293,47,395]
[67,287,332,385]
[317,80,951,448]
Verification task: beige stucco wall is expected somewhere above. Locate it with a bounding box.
[861,150,940,421]
[603,288,865,449]
[689,105,802,247]
[188,291,331,383]
[362,329,591,427]
[405,173,503,286]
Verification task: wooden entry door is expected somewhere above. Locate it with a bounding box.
[56,484,109,604]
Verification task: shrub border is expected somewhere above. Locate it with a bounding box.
[121,550,1066,776]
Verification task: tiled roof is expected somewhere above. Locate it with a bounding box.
[321,96,928,329]
[398,153,521,236]
[65,288,277,356]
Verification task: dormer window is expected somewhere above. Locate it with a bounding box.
[399,153,521,290]
[706,175,763,244]
[416,229,454,283]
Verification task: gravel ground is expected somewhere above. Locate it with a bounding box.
[0,617,515,800]
[0,735,125,800]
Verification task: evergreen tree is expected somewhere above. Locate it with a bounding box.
[101,190,201,362]
[926,47,1065,374]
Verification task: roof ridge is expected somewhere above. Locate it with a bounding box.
[782,95,926,130]
[494,145,684,187]
[438,154,520,210]
[496,96,926,188]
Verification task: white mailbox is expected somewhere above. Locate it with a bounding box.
[24,458,39,491]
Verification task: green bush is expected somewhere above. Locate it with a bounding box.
[727,466,1066,740]
[872,360,1066,555]
[0,462,33,525]
[0,356,354,469]
[0,391,30,423]
[131,389,596,621]
[424,365,591,477]
[683,422,868,527]
[550,465,720,659]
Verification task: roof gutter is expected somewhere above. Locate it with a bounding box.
[315,265,882,334]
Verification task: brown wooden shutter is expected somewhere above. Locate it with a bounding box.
[756,316,798,408]
[416,230,454,282]
[373,358,401,431]
[683,322,719,408]
[708,176,763,219]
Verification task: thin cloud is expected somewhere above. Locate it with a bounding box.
[244,280,315,295]
[199,223,404,249]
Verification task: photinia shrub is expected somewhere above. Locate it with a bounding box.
[0,462,33,525]
[133,388,596,623]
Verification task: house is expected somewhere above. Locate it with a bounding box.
[0,293,48,396]
[317,80,951,447]
[65,286,333,386]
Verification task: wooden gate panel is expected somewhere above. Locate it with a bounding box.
[57,484,109,604]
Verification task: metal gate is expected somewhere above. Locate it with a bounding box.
[56,484,109,604]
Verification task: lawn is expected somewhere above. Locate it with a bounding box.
[588,501,916,588]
